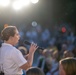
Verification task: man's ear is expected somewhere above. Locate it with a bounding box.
[9,36,13,40]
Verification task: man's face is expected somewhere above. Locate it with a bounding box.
[12,29,20,45]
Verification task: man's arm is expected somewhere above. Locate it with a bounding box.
[20,43,38,70]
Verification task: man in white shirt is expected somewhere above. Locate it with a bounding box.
[0,26,38,75]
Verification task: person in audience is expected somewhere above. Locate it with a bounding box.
[59,43,67,58]
[59,57,76,75]
[37,49,52,74]
[0,26,38,75]
[63,50,74,58]
[26,67,45,75]
[51,50,59,75]
[18,46,28,75]
[18,46,28,56]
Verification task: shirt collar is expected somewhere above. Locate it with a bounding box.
[2,43,13,47]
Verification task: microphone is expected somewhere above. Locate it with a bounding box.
[24,40,44,50]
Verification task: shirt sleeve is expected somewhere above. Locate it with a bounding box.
[11,48,27,67]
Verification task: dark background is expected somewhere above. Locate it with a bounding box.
[0,0,76,32]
